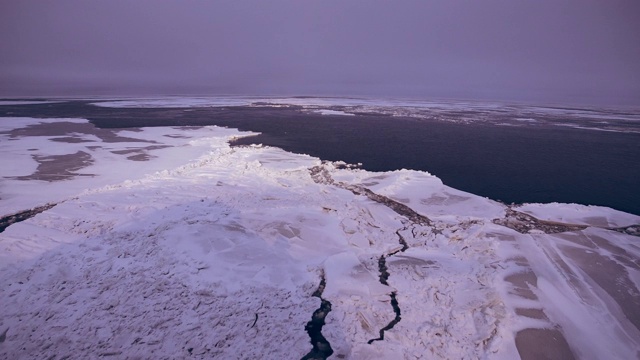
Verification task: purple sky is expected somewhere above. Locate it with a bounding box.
[1,0,639,105]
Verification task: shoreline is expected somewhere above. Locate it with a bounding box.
[1,99,639,217]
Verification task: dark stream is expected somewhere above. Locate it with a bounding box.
[302,276,333,360]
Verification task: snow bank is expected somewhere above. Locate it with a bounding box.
[516,202,640,228]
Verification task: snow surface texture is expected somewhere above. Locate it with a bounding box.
[0,117,242,216]
[1,121,640,359]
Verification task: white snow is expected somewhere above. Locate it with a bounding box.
[313,109,355,116]
[1,116,639,359]
[516,202,640,228]
[0,117,250,215]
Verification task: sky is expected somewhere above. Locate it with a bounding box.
[1,0,639,106]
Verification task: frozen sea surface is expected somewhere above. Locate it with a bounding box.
[0,111,639,359]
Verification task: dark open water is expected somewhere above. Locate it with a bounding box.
[2,100,639,215]
[232,113,640,216]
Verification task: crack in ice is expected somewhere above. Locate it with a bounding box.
[310,163,439,345]
[395,228,409,252]
[367,231,409,345]
[344,185,433,227]
[301,273,333,360]
[309,163,433,226]
[0,203,58,233]
[367,255,401,344]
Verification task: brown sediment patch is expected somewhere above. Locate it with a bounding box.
[496,208,640,237]
[493,208,587,234]
[554,232,597,249]
[505,270,538,300]
[503,256,538,300]
[50,136,94,143]
[309,164,433,226]
[507,256,530,267]
[12,151,94,181]
[110,145,171,155]
[535,238,592,301]
[560,243,640,332]
[582,216,612,228]
[172,126,204,131]
[367,175,388,180]
[346,185,433,226]
[588,234,640,270]
[557,231,640,270]
[503,257,577,359]
[360,182,379,186]
[387,255,437,268]
[610,224,640,237]
[420,193,471,206]
[110,145,172,161]
[515,308,547,320]
[2,121,156,144]
[126,154,152,161]
[515,328,576,360]
[390,196,410,204]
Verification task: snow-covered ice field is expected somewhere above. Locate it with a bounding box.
[1,113,639,359]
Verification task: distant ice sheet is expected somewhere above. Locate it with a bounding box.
[312,109,355,116]
[0,101,61,106]
[88,96,640,133]
[91,97,252,108]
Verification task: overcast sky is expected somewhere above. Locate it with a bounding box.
[1,0,639,105]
